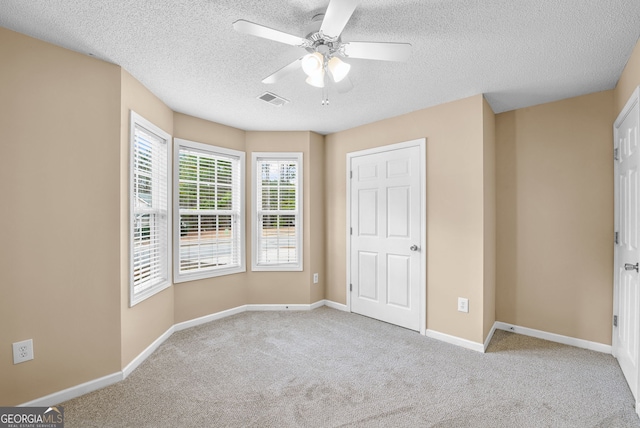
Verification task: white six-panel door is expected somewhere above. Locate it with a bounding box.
[614,87,640,404]
[348,140,424,331]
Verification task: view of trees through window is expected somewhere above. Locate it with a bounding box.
[178,149,239,273]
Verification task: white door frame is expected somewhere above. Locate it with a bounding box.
[346,138,427,335]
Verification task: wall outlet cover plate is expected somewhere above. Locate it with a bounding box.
[13,339,34,364]
[457,297,469,313]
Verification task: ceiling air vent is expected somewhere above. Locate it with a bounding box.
[258,92,289,107]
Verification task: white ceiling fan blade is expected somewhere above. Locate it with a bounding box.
[343,42,412,62]
[233,20,308,47]
[334,75,354,93]
[262,58,303,84]
[320,0,360,38]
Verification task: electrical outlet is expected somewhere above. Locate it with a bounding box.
[457,297,469,313]
[313,273,319,284]
[13,339,34,364]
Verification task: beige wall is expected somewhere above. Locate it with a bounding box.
[0,28,122,405]
[615,39,640,114]
[119,70,175,367]
[309,132,326,304]
[172,113,249,323]
[325,95,491,343]
[482,98,497,339]
[495,90,614,344]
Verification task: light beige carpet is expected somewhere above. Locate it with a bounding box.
[61,307,640,427]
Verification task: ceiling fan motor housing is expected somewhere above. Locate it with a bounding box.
[304,14,342,56]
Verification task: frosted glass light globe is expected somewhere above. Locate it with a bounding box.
[302,52,324,77]
[305,69,325,88]
[328,56,351,82]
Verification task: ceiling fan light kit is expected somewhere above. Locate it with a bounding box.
[302,52,351,89]
[306,70,326,88]
[233,0,411,105]
[328,56,350,83]
[302,52,324,77]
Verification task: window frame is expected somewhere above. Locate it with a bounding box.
[173,138,246,283]
[251,152,303,272]
[129,111,172,307]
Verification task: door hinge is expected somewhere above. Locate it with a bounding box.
[350,227,353,235]
[615,231,619,245]
[350,171,353,179]
[614,148,620,161]
[614,315,618,327]
[350,283,352,292]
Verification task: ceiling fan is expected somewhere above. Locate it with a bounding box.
[233,0,412,104]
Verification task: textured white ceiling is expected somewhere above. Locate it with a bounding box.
[1,0,639,134]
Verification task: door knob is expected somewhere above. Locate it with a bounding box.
[410,245,419,251]
[625,263,639,272]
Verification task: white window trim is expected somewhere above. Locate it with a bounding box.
[173,138,246,283]
[251,152,303,272]
[129,111,172,307]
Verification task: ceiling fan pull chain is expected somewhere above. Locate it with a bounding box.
[321,65,329,105]
[322,82,329,106]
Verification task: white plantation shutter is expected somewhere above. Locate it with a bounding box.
[174,139,245,282]
[252,153,303,271]
[130,112,171,306]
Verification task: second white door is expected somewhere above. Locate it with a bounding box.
[614,87,640,403]
[349,142,423,331]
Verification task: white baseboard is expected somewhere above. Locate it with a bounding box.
[425,329,485,353]
[245,303,317,311]
[175,303,327,331]
[494,322,612,354]
[424,322,612,355]
[20,372,123,407]
[483,322,497,352]
[174,305,247,332]
[123,326,175,378]
[323,300,349,312]
[310,300,325,310]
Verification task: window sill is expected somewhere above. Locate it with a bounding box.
[174,266,246,283]
[251,264,303,272]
